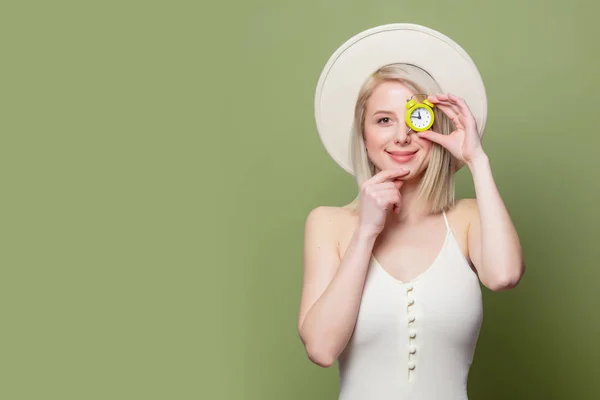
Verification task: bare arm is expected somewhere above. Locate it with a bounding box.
[297,206,378,368]
[419,93,525,292]
[466,154,526,291]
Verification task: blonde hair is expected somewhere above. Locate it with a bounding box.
[346,63,457,214]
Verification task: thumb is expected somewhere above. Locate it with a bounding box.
[417,130,449,146]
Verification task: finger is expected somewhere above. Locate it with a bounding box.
[376,187,403,197]
[378,191,401,212]
[390,194,402,214]
[368,168,410,185]
[438,100,473,129]
[447,93,475,119]
[372,182,400,192]
[428,94,455,112]
[434,104,464,129]
[392,178,405,190]
[388,177,406,190]
[429,93,450,103]
[434,103,459,120]
[416,130,451,146]
[429,95,463,123]
[433,99,461,117]
[427,94,440,103]
[375,191,399,209]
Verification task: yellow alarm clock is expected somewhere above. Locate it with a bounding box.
[405,95,435,133]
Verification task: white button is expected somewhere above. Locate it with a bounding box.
[409,346,417,354]
[409,330,417,339]
[406,284,414,291]
[409,315,416,323]
[407,298,415,306]
[408,362,416,370]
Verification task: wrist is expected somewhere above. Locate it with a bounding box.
[466,151,489,171]
[357,225,381,241]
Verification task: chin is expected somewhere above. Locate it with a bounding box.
[401,168,415,179]
[391,161,415,171]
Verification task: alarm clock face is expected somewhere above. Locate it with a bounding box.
[409,107,433,130]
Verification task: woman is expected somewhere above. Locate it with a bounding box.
[298,24,525,400]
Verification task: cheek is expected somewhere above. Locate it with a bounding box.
[418,136,434,150]
[416,137,434,162]
[364,126,387,148]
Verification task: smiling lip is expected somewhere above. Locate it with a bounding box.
[387,150,417,163]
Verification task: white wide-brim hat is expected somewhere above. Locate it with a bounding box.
[314,23,488,176]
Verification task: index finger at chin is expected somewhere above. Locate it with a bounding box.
[391,170,410,180]
[375,168,405,182]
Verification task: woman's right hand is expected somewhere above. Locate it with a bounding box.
[358,168,410,236]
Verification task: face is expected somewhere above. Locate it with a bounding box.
[363,81,434,180]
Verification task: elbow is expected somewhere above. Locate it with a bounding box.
[305,343,337,368]
[486,264,525,292]
[299,327,337,368]
[486,272,523,292]
[487,277,519,292]
[298,318,341,368]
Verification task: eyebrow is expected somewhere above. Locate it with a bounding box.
[372,110,396,116]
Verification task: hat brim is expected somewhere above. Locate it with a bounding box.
[314,23,488,176]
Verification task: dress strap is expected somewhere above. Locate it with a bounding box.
[442,210,451,233]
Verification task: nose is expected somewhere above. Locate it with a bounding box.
[394,123,411,144]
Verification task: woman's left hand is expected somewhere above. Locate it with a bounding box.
[416,93,485,166]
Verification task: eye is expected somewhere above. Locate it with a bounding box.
[377,117,392,125]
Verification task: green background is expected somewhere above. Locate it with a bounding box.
[2,0,599,398]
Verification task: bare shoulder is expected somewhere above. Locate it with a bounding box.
[306,206,357,239]
[305,205,352,230]
[451,198,479,222]
[455,197,477,209]
[306,205,352,221]
[305,206,357,258]
[457,197,478,210]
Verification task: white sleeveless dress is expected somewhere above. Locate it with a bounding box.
[337,211,483,400]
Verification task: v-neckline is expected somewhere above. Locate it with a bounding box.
[371,228,452,285]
